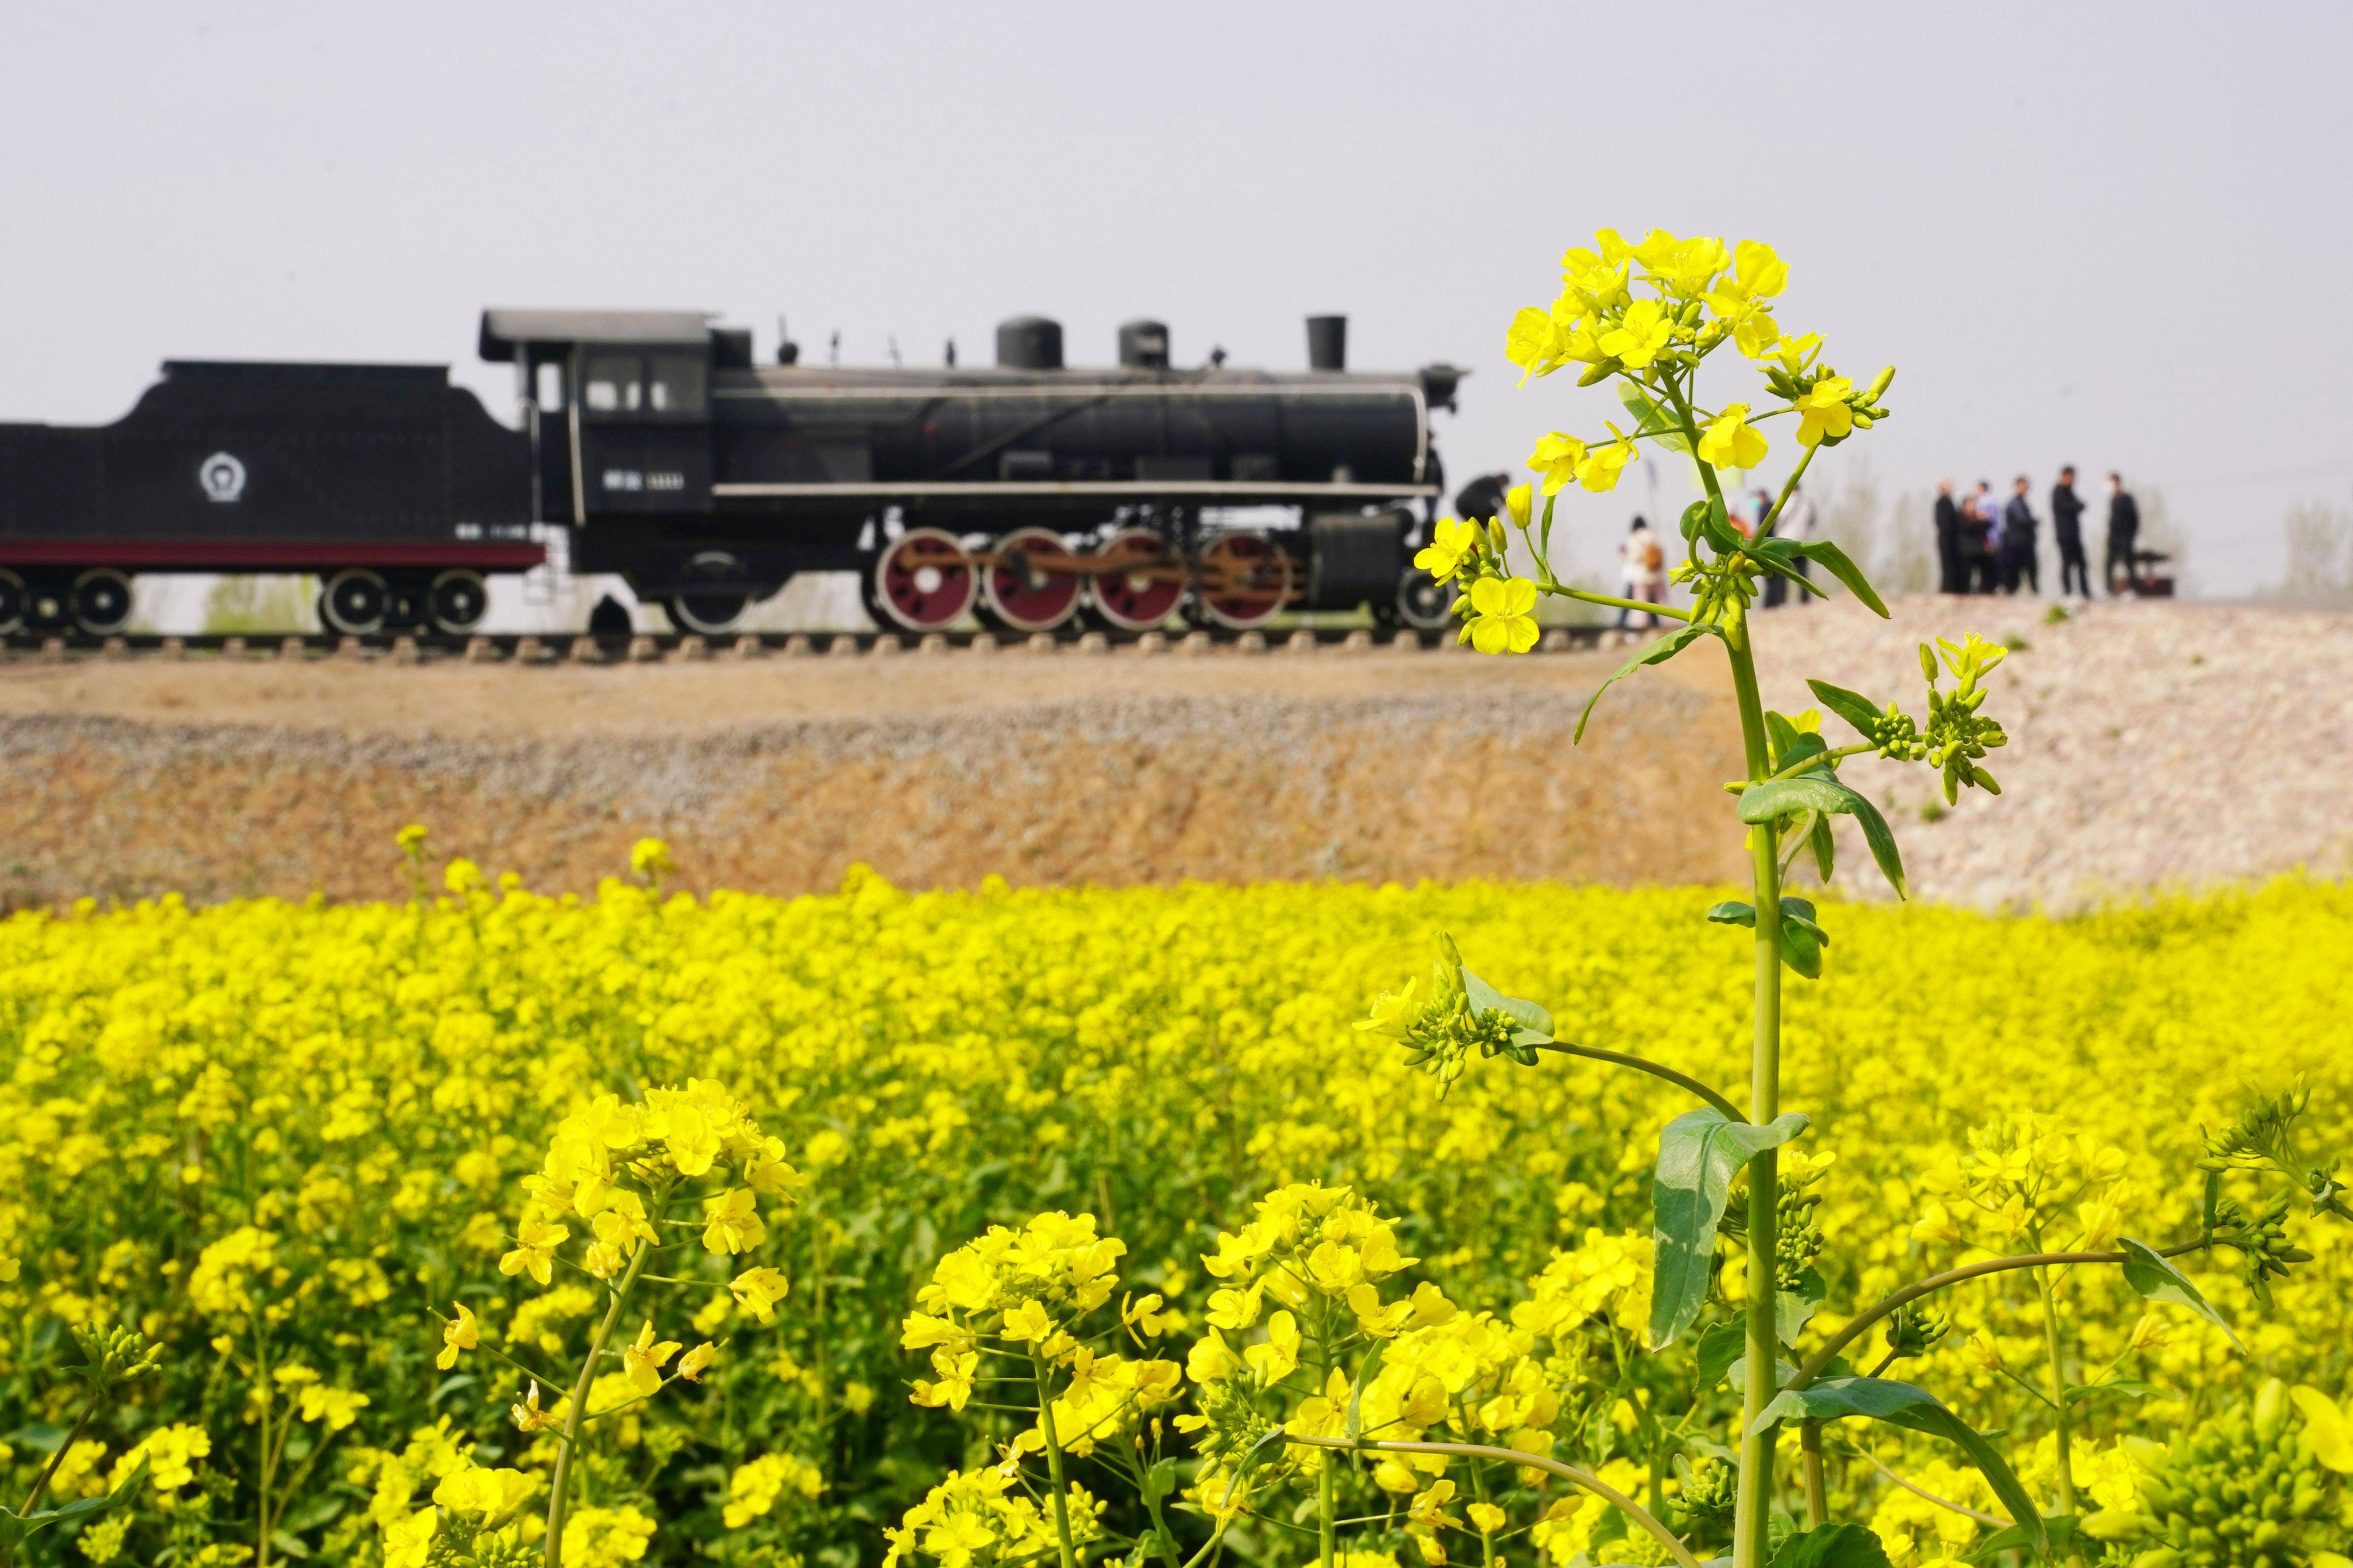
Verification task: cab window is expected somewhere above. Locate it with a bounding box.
[647,355,707,415]
[582,355,642,415]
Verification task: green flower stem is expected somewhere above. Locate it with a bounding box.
[1469,1458,1499,1568]
[12,1391,100,1529]
[545,1227,658,1567]
[1763,743,1876,783]
[2035,1265,2084,1562]
[1785,1242,2204,1395]
[1536,582,1696,623]
[1525,1042,1742,1121]
[1799,1418,1827,1528]
[1755,445,1820,542]
[1030,1350,1081,1568]
[1668,367,1784,1568]
[1280,1434,1701,1568]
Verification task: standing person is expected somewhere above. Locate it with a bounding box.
[1618,515,1666,631]
[2051,466,2090,599]
[2104,471,2141,595]
[1935,479,1964,593]
[2001,476,2040,594]
[1765,481,1817,608]
[1967,481,2001,593]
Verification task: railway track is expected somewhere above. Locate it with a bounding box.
[1,624,1614,664]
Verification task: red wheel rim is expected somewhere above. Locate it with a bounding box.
[982,527,1084,632]
[874,529,976,630]
[1196,531,1292,629]
[1089,528,1186,630]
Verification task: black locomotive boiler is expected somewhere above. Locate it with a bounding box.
[0,360,536,637]
[480,308,1469,635]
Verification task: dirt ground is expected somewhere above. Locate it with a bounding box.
[0,642,1746,906]
[5,598,2344,911]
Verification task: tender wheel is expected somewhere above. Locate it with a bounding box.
[666,551,753,635]
[428,569,489,634]
[320,568,391,635]
[870,527,976,631]
[69,568,135,636]
[1191,530,1293,631]
[0,568,24,636]
[1087,527,1186,631]
[980,527,1084,633]
[1394,568,1460,632]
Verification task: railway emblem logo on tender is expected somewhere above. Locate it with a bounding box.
[198,452,247,503]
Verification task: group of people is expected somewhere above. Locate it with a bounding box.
[1935,468,2144,598]
[1605,469,2148,630]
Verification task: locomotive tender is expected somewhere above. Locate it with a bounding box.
[0,308,1468,639]
[0,360,536,637]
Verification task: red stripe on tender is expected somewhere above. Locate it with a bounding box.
[0,539,546,570]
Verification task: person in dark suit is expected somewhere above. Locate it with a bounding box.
[2051,466,2090,598]
[2001,476,2040,594]
[1935,480,1965,593]
[2105,472,2141,595]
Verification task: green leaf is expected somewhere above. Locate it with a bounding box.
[1769,1522,1894,1568]
[1805,679,1885,738]
[2118,1237,2242,1351]
[1777,1264,1827,1346]
[1576,623,1720,743]
[1740,774,1855,823]
[1710,896,1828,976]
[1789,540,1889,617]
[1969,1516,2078,1563]
[1741,776,1906,900]
[1649,1107,1810,1350]
[1617,381,1692,453]
[1461,965,1553,1042]
[1749,538,1832,597]
[2063,1378,2158,1407]
[1779,918,1823,979]
[1697,1321,1747,1388]
[1809,811,1836,881]
[273,1529,314,1560]
[1752,1377,2042,1552]
[1345,1340,1387,1440]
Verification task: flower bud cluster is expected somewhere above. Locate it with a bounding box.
[2092,1380,2345,1568]
[1919,636,2011,804]
[2208,1192,2313,1306]
[1357,954,1535,1097]
[1883,1299,1953,1362]
[1772,1188,1826,1291]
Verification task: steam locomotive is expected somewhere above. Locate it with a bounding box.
[0,309,1469,638]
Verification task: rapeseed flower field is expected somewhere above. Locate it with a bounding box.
[0,868,2346,1567]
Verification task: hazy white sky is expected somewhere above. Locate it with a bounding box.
[5,1,2349,596]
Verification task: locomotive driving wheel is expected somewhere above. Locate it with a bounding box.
[979,527,1084,633]
[1392,567,1461,632]
[1087,527,1185,632]
[665,552,753,636]
[1190,530,1293,631]
[869,528,976,632]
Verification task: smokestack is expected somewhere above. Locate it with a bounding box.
[1307,315,1347,371]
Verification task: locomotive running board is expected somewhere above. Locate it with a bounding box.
[710,480,1440,500]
